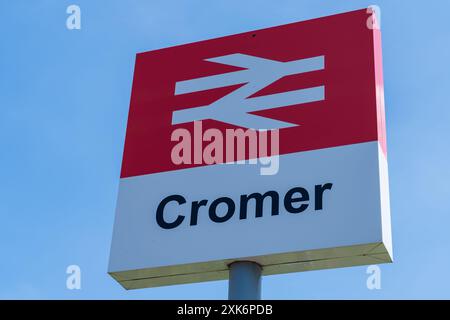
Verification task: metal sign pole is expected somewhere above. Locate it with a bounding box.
[228,261,262,300]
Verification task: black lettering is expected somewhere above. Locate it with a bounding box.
[314,183,333,210]
[156,194,186,229]
[239,191,279,219]
[209,197,235,223]
[190,199,208,226]
[284,187,309,213]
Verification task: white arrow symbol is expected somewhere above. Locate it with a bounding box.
[172,53,325,129]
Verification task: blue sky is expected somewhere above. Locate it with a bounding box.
[1,0,449,299]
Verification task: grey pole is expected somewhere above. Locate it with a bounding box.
[228,261,262,300]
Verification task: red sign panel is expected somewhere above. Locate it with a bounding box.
[121,8,385,178]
